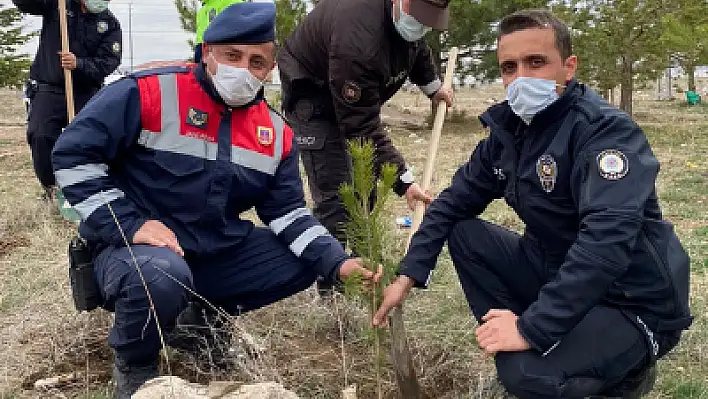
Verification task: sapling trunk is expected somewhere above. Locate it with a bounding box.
[339,139,399,399]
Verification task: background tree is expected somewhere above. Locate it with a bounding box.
[660,0,708,92]
[570,0,669,115]
[0,5,35,89]
[273,0,307,47]
[174,0,199,48]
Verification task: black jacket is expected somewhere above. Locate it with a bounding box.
[277,0,441,185]
[13,0,122,92]
[400,79,693,354]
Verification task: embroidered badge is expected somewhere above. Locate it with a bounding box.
[597,149,629,180]
[294,98,314,121]
[536,154,557,193]
[186,107,208,129]
[209,8,217,22]
[257,126,274,146]
[342,81,361,103]
[112,42,121,54]
[97,21,108,34]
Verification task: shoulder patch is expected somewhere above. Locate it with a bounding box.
[597,149,629,180]
[342,81,361,103]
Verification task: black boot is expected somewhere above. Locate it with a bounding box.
[596,364,657,399]
[168,301,234,370]
[112,356,159,399]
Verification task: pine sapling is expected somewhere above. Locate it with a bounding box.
[339,139,400,399]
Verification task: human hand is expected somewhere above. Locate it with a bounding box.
[403,182,433,211]
[132,220,184,257]
[338,258,383,285]
[432,86,454,108]
[372,275,415,327]
[58,51,77,70]
[476,309,531,356]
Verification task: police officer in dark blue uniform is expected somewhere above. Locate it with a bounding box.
[13,0,121,199]
[52,3,379,397]
[373,9,692,399]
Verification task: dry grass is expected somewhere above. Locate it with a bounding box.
[0,82,706,398]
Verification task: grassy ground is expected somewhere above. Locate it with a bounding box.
[0,83,706,398]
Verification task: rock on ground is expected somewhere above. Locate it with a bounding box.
[132,376,300,399]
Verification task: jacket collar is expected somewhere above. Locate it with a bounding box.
[480,78,583,134]
[193,62,266,109]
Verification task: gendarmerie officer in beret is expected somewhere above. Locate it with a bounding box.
[52,3,379,396]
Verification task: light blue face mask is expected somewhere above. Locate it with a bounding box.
[85,0,109,13]
[393,0,432,42]
[506,77,560,124]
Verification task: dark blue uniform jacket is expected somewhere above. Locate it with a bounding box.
[51,64,349,282]
[400,79,693,354]
[13,0,122,91]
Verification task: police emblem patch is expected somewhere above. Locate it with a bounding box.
[209,8,217,22]
[536,154,557,193]
[294,98,314,121]
[342,81,361,103]
[257,126,274,146]
[97,21,108,34]
[186,107,208,129]
[112,42,121,54]
[597,149,629,180]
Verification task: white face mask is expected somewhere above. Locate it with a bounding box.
[84,0,109,13]
[506,77,560,124]
[208,55,264,107]
[393,0,431,42]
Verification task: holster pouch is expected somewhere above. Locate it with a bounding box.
[68,235,101,312]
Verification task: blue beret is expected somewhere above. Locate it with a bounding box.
[203,2,276,45]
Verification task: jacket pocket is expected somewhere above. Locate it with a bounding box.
[154,152,206,177]
[291,118,330,151]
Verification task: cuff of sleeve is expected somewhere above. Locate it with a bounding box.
[399,265,431,289]
[105,217,145,248]
[76,58,86,72]
[393,169,414,196]
[419,79,442,97]
[517,314,560,356]
[331,255,352,284]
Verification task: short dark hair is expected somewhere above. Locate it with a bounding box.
[497,9,572,60]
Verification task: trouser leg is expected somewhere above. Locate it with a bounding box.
[447,218,546,321]
[27,91,66,189]
[191,227,318,315]
[493,306,650,398]
[94,245,193,365]
[447,218,653,398]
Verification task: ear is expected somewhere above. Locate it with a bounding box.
[564,55,578,81]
